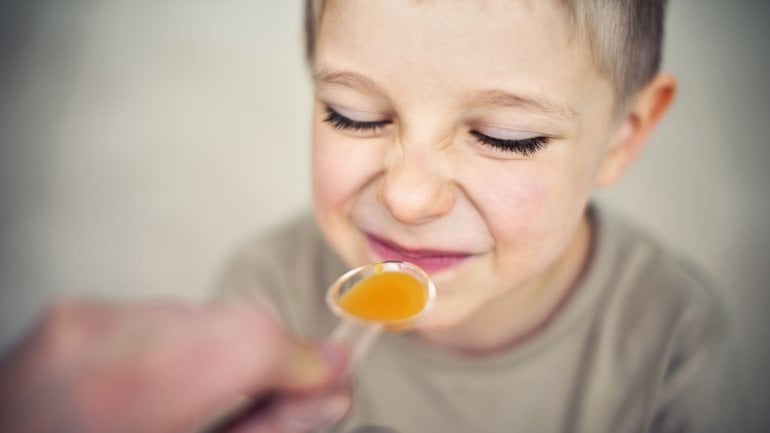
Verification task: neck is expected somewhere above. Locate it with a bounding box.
[416,214,594,356]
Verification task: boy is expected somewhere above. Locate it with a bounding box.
[0,1,738,432]
[218,0,737,432]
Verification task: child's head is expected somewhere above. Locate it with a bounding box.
[304,0,676,341]
[305,0,668,109]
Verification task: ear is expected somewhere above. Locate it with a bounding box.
[594,73,677,188]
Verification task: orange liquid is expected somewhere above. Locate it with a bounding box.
[338,271,427,323]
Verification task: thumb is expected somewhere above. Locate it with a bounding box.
[215,302,349,395]
[229,388,352,433]
[274,341,349,393]
[206,341,351,433]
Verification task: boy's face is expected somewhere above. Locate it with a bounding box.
[311,0,619,331]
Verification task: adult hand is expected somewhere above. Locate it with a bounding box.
[0,300,350,433]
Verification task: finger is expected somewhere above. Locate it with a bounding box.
[193,302,348,393]
[93,301,348,433]
[1,299,349,433]
[219,388,352,433]
[274,340,349,393]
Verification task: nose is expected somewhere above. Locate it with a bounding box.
[377,145,456,226]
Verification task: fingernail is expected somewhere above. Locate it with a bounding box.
[278,393,351,431]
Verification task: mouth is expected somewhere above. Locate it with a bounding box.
[364,232,473,274]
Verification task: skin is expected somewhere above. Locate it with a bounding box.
[0,301,350,433]
[0,2,676,431]
[310,0,676,353]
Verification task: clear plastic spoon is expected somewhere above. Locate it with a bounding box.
[325,261,436,367]
[204,261,434,433]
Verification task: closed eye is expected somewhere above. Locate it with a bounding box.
[470,130,550,156]
[323,105,392,132]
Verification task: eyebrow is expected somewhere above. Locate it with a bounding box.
[314,69,389,96]
[314,69,577,120]
[467,89,578,120]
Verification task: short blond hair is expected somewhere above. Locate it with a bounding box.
[304,0,667,105]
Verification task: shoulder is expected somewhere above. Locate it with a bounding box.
[593,205,726,340]
[216,213,318,295]
[214,211,345,335]
[587,205,736,428]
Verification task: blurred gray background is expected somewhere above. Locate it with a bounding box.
[1,0,768,430]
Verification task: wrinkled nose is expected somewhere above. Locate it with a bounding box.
[377,147,456,226]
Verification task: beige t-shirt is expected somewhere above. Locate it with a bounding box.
[217,205,740,433]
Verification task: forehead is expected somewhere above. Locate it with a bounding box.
[316,0,604,115]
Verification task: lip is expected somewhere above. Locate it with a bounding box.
[364,232,473,274]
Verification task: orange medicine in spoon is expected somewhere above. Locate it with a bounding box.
[326,261,435,363]
[337,271,428,323]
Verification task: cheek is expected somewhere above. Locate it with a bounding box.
[462,162,584,261]
[467,165,548,236]
[311,123,384,213]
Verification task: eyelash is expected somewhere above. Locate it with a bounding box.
[323,105,549,156]
[470,130,550,156]
[323,106,392,132]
